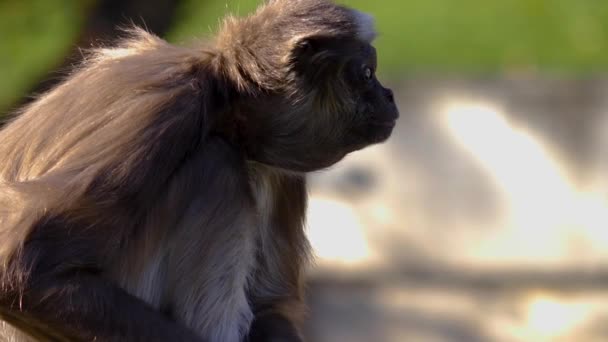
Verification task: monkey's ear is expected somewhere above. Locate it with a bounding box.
[291,36,347,66]
[294,38,316,57]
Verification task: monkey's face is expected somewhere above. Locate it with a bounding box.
[290,40,399,168]
[340,43,399,149]
[238,40,399,172]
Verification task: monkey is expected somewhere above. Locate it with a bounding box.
[0,0,399,341]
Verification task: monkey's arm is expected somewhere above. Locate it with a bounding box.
[0,119,217,341]
[0,210,206,342]
[0,273,204,342]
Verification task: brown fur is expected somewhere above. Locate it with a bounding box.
[0,0,397,341]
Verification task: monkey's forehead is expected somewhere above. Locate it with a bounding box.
[360,44,378,65]
[351,10,377,43]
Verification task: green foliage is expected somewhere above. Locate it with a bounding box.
[357,0,608,74]
[0,0,88,114]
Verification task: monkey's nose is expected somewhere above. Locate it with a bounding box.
[384,88,394,103]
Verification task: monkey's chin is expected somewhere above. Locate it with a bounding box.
[368,121,396,144]
[345,122,395,153]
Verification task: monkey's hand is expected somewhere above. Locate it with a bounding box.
[0,272,206,342]
[247,313,304,342]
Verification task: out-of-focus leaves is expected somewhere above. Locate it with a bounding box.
[0,0,90,115]
[343,0,608,74]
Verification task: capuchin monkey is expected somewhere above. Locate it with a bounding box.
[0,0,398,341]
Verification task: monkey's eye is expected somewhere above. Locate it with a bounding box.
[363,66,373,81]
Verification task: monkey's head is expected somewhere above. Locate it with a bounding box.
[213,0,399,172]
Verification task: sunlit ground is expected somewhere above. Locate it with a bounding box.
[304,80,608,341]
[440,99,608,266]
[306,196,376,267]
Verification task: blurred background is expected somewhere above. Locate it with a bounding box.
[2,0,608,341]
